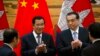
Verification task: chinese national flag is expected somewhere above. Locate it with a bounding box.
[0,0,9,46]
[58,0,95,31]
[14,0,54,56]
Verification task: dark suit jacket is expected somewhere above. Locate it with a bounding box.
[0,44,16,56]
[21,32,56,56]
[82,40,100,56]
[56,27,90,56]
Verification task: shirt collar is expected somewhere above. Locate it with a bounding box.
[70,27,79,34]
[4,43,13,51]
[92,38,100,43]
[32,30,42,38]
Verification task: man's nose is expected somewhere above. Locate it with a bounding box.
[69,21,72,25]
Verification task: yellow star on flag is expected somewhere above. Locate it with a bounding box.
[20,0,27,7]
[32,2,39,10]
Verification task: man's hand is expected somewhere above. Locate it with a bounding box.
[71,39,82,49]
[36,44,46,53]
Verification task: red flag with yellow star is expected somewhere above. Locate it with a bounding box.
[14,0,54,56]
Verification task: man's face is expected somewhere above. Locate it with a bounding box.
[34,19,44,34]
[66,14,79,30]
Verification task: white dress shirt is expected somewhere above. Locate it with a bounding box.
[70,27,83,47]
[33,31,42,44]
[70,27,79,40]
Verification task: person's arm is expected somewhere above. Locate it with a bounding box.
[80,28,91,49]
[45,35,56,56]
[56,32,72,55]
[81,37,90,49]
[21,37,36,56]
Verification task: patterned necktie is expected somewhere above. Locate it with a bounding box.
[37,35,41,45]
[73,32,78,40]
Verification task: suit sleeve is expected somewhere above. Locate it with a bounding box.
[21,37,36,56]
[45,35,56,56]
[56,32,72,56]
[81,29,91,49]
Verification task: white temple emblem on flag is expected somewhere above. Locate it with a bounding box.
[58,0,90,31]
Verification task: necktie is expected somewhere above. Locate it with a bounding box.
[73,32,78,40]
[37,35,41,45]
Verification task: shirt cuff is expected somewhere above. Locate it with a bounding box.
[35,48,38,55]
[44,47,47,53]
[80,42,82,48]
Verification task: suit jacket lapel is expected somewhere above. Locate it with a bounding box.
[68,29,74,41]
[29,33,38,46]
[42,33,46,44]
[78,27,83,40]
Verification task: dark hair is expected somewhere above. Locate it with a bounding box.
[67,12,79,19]
[3,28,18,43]
[88,22,100,38]
[32,16,45,25]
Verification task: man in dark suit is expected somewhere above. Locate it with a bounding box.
[82,22,100,56]
[56,12,90,56]
[0,28,18,56]
[21,16,56,56]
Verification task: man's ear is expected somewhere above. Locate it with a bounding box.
[12,37,16,42]
[12,37,18,43]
